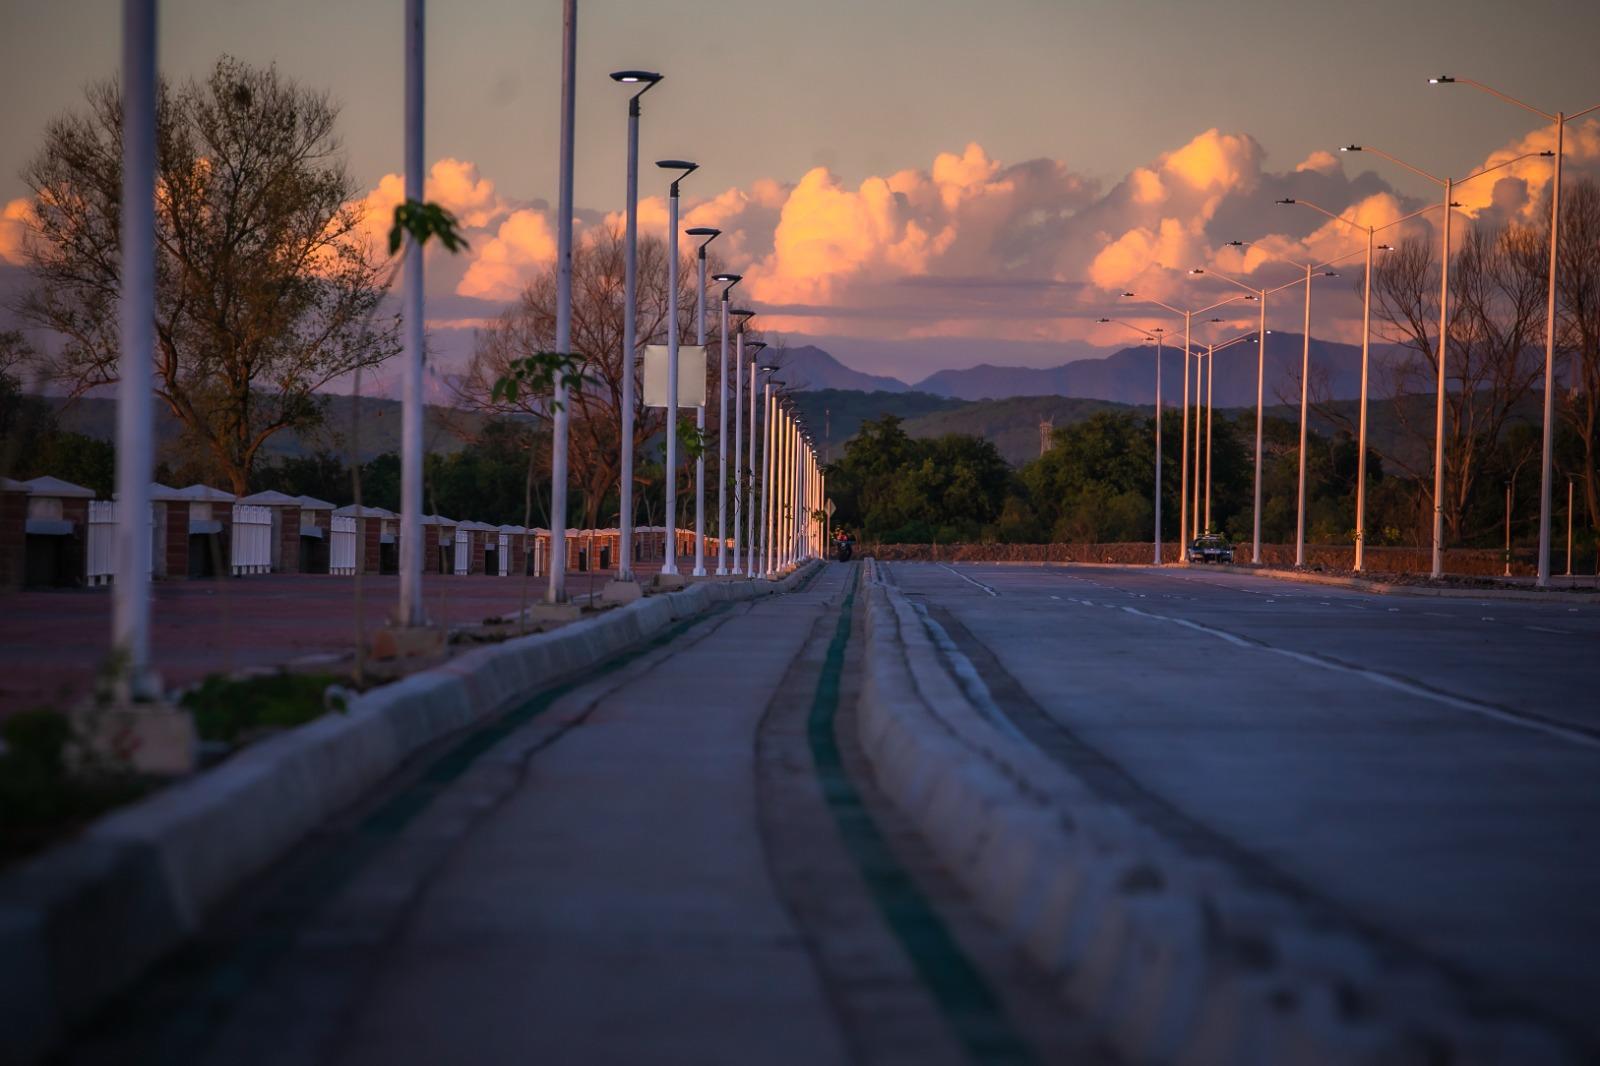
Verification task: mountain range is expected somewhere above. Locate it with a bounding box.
[777,333,1391,407]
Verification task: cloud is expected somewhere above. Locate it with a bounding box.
[456,208,558,300]
[1451,116,1600,221]
[355,157,506,252]
[0,198,33,265]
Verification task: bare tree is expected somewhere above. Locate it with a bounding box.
[1557,178,1600,530]
[1370,220,1546,543]
[456,226,749,534]
[15,57,396,494]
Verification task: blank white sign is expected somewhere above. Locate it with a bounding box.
[643,344,707,408]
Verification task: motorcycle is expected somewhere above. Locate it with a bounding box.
[835,539,854,563]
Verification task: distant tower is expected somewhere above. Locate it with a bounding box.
[1039,416,1054,456]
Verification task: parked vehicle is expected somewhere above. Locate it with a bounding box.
[1186,533,1234,564]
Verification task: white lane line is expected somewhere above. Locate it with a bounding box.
[1525,625,1571,635]
[940,563,997,597]
[1108,602,1600,752]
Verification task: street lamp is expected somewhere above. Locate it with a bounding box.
[1120,289,1255,557]
[1338,143,1546,577]
[608,69,662,583]
[1098,317,1168,564]
[655,159,698,576]
[1275,198,1435,570]
[1431,75,1600,587]
[712,272,741,574]
[687,226,720,577]
[547,0,577,603]
[743,338,768,575]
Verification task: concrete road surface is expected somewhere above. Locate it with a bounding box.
[880,561,1600,1055]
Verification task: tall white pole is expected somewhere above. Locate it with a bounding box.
[1204,344,1215,533]
[693,249,707,577]
[1296,263,1312,568]
[748,363,760,574]
[1355,227,1374,572]
[115,0,157,699]
[1192,348,1203,538]
[399,0,425,626]
[1430,178,1453,579]
[663,183,681,576]
[618,83,642,580]
[761,385,774,575]
[546,0,576,602]
[1536,116,1563,587]
[1154,332,1163,565]
[1253,294,1266,563]
[718,298,731,574]
[1179,312,1191,557]
[1567,479,1575,577]
[731,327,742,573]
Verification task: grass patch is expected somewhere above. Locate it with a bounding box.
[0,708,158,868]
[180,672,343,745]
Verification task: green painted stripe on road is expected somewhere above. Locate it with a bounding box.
[807,567,1037,1066]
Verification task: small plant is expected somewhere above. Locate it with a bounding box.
[179,672,344,745]
[492,351,589,411]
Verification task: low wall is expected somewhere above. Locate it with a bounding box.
[861,541,1555,577]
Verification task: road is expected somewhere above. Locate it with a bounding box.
[880,561,1600,1054]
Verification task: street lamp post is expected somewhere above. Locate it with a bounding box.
[1339,144,1546,577]
[608,70,662,583]
[655,160,698,577]
[759,371,781,576]
[546,0,577,603]
[1121,290,1253,558]
[688,227,720,577]
[1431,76,1599,586]
[711,273,741,575]
[1098,318,1166,563]
[115,0,157,698]
[744,340,768,574]
[398,0,426,628]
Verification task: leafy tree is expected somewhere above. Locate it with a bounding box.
[16,57,397,495]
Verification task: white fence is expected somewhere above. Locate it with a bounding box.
[85,500,157,585]
[330,514,357,574]
[230,504,272,575]
[453,529,470,575]
[497,533,510,576]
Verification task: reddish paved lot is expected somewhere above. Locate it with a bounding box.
[0,567,665,717]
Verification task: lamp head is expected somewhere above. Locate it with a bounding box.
[1120,291,1136,298]
[1223,240,1246,248]
[1377,243,1394,251]
[746,341,768,354]
[611,70,662,84]
[1340,145,1362,152]
[1322,271,1339,278]
[712,272,742,285]
[1429,75,1455,85]
[1540,150,1555,157]
[731,307,756,319]
[1096,317,1112,323]
[687,227,721,238]
[1189,268,1205,276]
[656,160,698,193]
[1276,198,1296,205]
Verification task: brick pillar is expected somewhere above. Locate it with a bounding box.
[165,502,188,578]
[361,517,381,574]
[278,505,301,572]
[0,489,25,590]
[471,532,486,575]
[62,498,89,587]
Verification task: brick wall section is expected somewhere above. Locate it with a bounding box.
[0,489,25,590]
[277,505,301,573]
[471,532,486,575]
[164,503,188,578]
[360,518,381,574]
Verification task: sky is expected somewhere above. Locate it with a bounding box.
[2,0,1599,388]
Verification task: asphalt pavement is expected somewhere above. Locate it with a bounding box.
[880,561,1600,1054]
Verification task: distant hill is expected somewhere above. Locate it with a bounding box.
[775,345,911,393]
[47,394,485,465]
[786,388,965,459]
[911,332,1393,406]
[904,396,1137,466]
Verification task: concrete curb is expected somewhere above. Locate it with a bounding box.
[852,558,1580,1065]
[1211,563,1599,603]
[0,560,822,1064]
